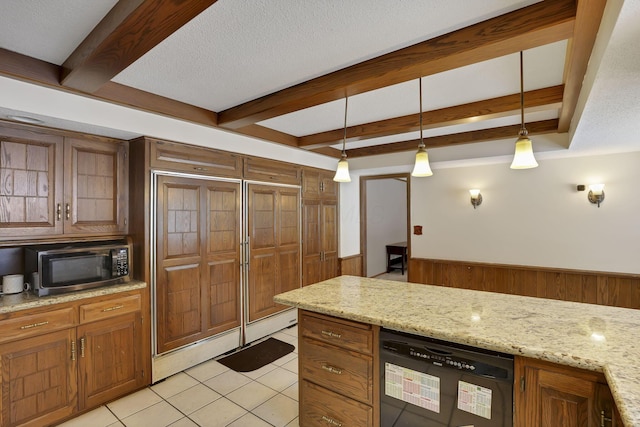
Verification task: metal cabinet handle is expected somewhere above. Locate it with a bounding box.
[321,415,343,426]
[71,340,76,361]
[321,364,343,375]
[601,410,612,427]
[80,337,86,358]
[56,203,62,221]
[102,304,124,312]
[321,330,342,339]
[20,321,49,330]
[65,203,70,220]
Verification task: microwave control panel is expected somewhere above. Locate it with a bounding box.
[112,248,129,277]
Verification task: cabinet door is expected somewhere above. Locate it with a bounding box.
[247,184,300,322]
[64,137,128,234]
[77,312,143,410]
[321,200,338,281]
[319,171,338,200]
[302,199,322,286]
[0,329,77,427]
[204,181,241,336]
[156,176,204,353]
[0,128,64,237]
[516,358,596,426]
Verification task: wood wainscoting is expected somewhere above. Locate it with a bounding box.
[408,258,640,310]
[339,254,364,277]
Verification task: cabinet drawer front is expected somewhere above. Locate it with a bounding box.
[0,307,76,343]
[301,337,373,404]
[301,312,372,354]
[300,380,373,427]
[79,294,141,324]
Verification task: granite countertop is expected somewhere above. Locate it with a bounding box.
[274,275,640,427]
[0,280,147,314]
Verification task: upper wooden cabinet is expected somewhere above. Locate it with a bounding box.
[0,124,128,239]
[64,137,128,235]
[244,156,301,185]
[302,168,338,200]
[148,138,242,178]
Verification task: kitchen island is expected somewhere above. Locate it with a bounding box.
[274,275,640,426]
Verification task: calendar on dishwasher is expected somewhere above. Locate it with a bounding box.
[385,362,440,413]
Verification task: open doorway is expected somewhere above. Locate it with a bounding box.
[360,174,410,282]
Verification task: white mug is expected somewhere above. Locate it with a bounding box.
[2,274,29,295]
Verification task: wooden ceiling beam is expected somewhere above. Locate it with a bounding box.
[61,0,218,93]
[218,0,576,129]
[346,119,559,158]
[298,85,564,149]
[558,0,608,132]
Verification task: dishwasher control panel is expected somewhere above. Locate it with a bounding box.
[382,339,512,379]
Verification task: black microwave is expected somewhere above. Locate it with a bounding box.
[25,239,132,296]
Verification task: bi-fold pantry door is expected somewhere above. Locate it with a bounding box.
[152,172,300,378]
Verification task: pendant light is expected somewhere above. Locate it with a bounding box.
[510,51,538,169]
[333,96,351,182]
[411,77,433,177]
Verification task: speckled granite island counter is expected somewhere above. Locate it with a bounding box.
[274,275,640,426]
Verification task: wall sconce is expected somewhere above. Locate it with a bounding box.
[588,184,605,207]
[469,189,482,209]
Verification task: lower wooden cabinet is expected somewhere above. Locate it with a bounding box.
[0,329,77,427]
[299,310,378,427]
[515,356,623,427]
[0,289,145,426]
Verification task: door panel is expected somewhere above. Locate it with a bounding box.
[156,175,242,355]
[78,313,142,409]
[0,133,63,237]
[247,184,300,323]
[205,179,241,335]
[0,329,77,427]
[321,200,338,280]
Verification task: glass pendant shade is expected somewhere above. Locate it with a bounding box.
[411,147,433,177]
[510,134,538,169]
[333,156,351,182]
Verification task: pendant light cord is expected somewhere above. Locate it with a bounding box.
[419,77,425,149]
[341,96,348,156]
[520,51,526,135]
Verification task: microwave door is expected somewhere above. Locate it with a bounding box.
[46,253,111,287]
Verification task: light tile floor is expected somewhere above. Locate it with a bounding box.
[58,326,300,427]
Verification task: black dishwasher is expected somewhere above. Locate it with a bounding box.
[380,329,514,427]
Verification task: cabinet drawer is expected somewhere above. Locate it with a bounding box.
[300,336,373,404]
[79,294,141,324]
[0,307,76,343]
[301,312,372,354]
[300,380,373,427]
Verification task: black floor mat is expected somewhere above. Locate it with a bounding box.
[217,337,295,372]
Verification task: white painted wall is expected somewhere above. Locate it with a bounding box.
[366,179,407,277]
[340,151,640,274]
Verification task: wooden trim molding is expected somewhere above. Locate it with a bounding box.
[339,254,364,277]
[408,258,640,309]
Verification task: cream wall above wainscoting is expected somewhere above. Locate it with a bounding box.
[339,151,640,274]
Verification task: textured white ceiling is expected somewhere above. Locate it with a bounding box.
[0,0,117,65]
[113,0,540,111]
[0,0,638,169]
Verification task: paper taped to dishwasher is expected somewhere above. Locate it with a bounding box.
[384,362,440,413]
[457,380,492,419]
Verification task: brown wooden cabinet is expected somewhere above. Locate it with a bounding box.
[0,289,145,427]
[0,124,128,239]
[515,356,623,427]
[302,168,338,286]
[299,310,378,427]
